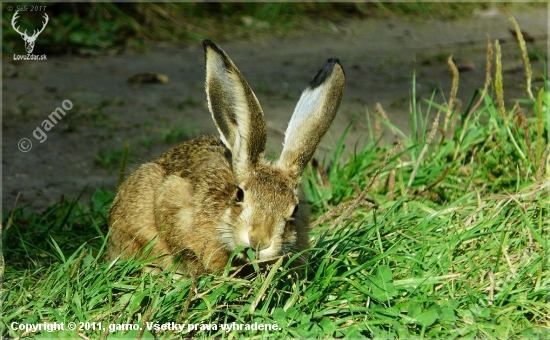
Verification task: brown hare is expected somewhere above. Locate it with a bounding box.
[106,40,345,277]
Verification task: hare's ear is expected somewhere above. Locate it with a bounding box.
[277,58,345,177]
[204,40,267,182]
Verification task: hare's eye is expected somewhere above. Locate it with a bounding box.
[292,205,299,217]
[235,187,245,203]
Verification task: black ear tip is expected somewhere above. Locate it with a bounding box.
[203,40,232,68]
[309,58,344,88]
[203,39,216,51]
[203,40,225,56]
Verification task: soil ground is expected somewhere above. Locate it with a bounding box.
[2,7,547,212]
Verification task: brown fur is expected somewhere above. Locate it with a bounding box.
[106,40,344,277]
[106,136,310,274]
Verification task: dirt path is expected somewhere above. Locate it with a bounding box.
[2,8,547,212]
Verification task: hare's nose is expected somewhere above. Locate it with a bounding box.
[249,231,271,251]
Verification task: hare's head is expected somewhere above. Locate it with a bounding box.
[203,40,345,262]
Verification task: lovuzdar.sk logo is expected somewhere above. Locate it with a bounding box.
[11,10,49,60]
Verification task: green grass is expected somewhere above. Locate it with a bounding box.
[3,35,549,339]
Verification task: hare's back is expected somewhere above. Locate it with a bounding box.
[154,136,231,178]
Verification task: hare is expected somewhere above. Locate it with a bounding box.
[106,40,345,276]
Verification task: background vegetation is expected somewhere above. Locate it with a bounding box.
[2,2,549,339]
[2,2,545,55]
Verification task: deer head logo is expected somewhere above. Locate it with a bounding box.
[11,10,49,54]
